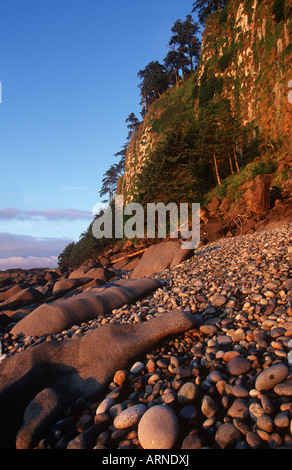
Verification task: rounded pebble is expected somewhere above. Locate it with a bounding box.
[177,382,198,404]
[113,404,146,429]
[227,356,252,376]
[255,363,289,391]
[138,405,179,449]
[215,423,241,449]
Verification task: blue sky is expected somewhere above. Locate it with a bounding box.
[0,0,197,269]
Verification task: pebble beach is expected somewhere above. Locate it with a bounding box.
[1,223,292,450]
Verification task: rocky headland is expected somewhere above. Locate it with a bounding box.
[0,214,291,450]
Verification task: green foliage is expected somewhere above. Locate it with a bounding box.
[192,0,228,26]
[250,157,277,178]
[219,4,229,23]
[135,96,245,207]
[99,163,122,203]
[198,69,224,107]
[57,242,75,270]
[168,15,201,74]
[273,167,292,185]
[244,0,254,22]
[273,0,285,22]
[283,43,292,59]
[218,50,233,71]
[150,76,198,136]
[138,61,169,113]
[134,122,203,205]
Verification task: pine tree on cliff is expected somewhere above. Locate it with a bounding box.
[192,0,228,25]
[99,163,121,203]
[164,49,186,87]
[125,112,140,140]
[168,15,201,74]
[137,61,169,114]
[114,143,128,173]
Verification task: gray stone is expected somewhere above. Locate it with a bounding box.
[215,423,241,449]
[0,309,197,449]
[255,363,289,391]
[210,295,226,307]
[274,378,292,396]
[249,403,265,421]
[11,278,162,337]
[228,398,249,420]
[130,361,145,374]
[227,356,252,376]
[138,405,179,449]
[67,414,111,449]
[274,412,290,428]
[181,432,204,449]
[257,414,274,433]
[177,382,198,404]
[95,398,115,415]
[113,404,147,429]
[130,241,193,279]
[201,395,218,418]
[0,287,45,311]
[246,431,263,449]
[53,278,92,297]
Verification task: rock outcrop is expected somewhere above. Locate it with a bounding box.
[130,241,193,279]
[0,309,198,449]
[11,278,162,338]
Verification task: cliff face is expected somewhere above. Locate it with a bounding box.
[198,0,291,139]
[121,0,292,204]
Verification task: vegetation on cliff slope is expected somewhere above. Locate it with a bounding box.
[58,0,292,269]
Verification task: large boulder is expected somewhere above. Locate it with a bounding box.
[10,278,162,338]
[0,309,198,449]
[68,266,90,279]
[206,197,221,218]
[243,174,271,214]
[130,241,193,279]
[0,287,45,312]
[52,277,94,297]
[84,267,114,282]
[0,284,28,302]
[204,220,225,243]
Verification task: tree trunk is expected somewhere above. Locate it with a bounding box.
[228,150,234,175]
[213,152,221,186]
[175,69,179,88]
[189,54,193,72]
[233,144,240,172]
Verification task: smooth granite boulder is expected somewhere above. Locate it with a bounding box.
[0,284,28,302]
[0,309,198,449]
[0,287,45,312]
[11,278,161,338]
[130,241,193,279]
[52,277,94,297]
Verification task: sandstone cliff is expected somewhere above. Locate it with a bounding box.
[120,0,292,204]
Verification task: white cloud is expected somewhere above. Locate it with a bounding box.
[0,256,58,270]
[0,208,92,221]
[0,232,72,270]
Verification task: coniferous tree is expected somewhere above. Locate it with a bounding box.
[137,61,169,113]
[125,112,141,140]
[99,163,122,203]
[164,49,186,87]
[114,143,128,173]
[192,0,228,26]
[57,242,75,269]
[169,15,201,74]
